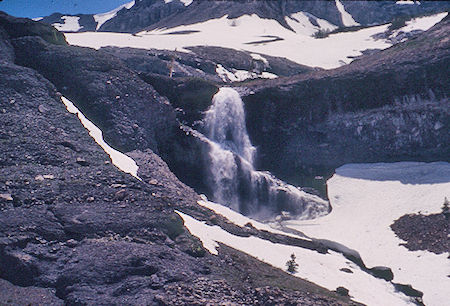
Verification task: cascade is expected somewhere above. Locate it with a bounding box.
[201,87,329,219]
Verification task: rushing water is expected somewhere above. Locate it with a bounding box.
[201,87,329,219]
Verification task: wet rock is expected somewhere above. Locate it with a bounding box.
[369,266,394,281]
[336,287,349,297]
[393,283,423,298]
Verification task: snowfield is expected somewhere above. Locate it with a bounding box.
[52,16,82,32]
[285,162,450,306]
[61,96,140,179]
[64,12,447,69]
[178,162,449,306]
[177,210,412,306]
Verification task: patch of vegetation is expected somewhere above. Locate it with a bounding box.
[312,29,331,39]
[285,253,299,274]
[313,25,372,39]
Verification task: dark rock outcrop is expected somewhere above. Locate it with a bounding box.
[0,11,66,45]
[11,36,177,154]
[242,16,450,186]
[391,212,449,255]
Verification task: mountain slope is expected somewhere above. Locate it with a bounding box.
[41,0,450,35]
[0,12,361,305]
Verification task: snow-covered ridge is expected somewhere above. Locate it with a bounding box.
[52,16,82,32]
[61,96,140,179]
[94,0,135,30]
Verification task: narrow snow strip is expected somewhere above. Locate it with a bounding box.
[396,1,417,5]
[335,0,360,27]
[61,96,140,180]
[179,0,193,6]
[285,162,450,306]
[33,17,43,21]
[94,0,135,30]
[397,12,448,33]
[176,210,411,306]
[197,197,310,240]
[52,16,82,32]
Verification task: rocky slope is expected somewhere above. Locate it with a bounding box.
[0,12,360,305]
[240,15,450,187]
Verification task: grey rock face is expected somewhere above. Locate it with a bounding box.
[242,17,450,186]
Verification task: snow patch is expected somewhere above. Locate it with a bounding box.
[33,17,43,21]
[397,12,447,34]
[216,64,277,82]
[94,0,135,31]
[176,210,412,306]
[335,0,360,27]
[61,96,140,180]
[285,162,450,306]
[396,1,419,5]
[179,0,193,6]
[52,16,82,32]
[250,53,269,65]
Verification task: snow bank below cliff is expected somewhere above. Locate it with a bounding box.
[177,210,411,306]
[285,162,450,306]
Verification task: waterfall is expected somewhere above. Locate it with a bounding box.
[202,87,329,219]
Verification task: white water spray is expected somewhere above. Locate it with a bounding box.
[202,87,329,218]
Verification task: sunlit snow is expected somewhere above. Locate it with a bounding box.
[52,16,82,32]
[335,0,360,27]
[284,162,450,306]
[65,13,393,69]
[396,1,418,5]
[395,12,448,34]
[61,96,140,179]
[94,0,135,30]
[177,210,412,306]
[215,64,277,82]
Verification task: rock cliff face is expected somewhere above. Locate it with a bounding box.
[0,12,358,305]
[242,16,449,185]
[11,36,177,155]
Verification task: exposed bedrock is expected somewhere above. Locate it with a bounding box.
[10,36,177,155]
[241,17,450,185]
